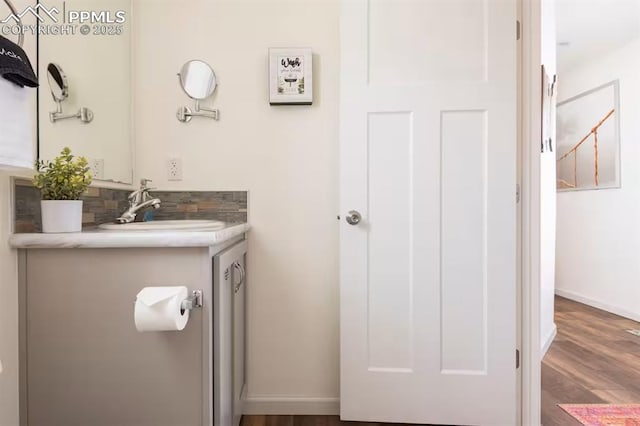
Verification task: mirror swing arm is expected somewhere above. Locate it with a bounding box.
[177,99,219,123]
[50,101,94,124]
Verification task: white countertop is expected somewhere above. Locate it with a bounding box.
[9,223,250,249]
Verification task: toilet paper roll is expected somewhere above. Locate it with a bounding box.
[134,286,190,332]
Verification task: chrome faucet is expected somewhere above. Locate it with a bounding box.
[115,178,161,224]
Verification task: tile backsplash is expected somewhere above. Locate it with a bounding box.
[13,179,248,233]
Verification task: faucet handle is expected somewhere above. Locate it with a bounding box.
[128,179,155,202]
[139,178,156,194]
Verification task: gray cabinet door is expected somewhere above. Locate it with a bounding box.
[232,252,246,426]
[213,240,247,426]
[24,248,209,426]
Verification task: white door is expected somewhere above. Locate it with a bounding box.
[339,1,518,425]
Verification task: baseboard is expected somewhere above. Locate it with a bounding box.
[243,396,340,415]
[555,289,640,322]
[541,323,557,358]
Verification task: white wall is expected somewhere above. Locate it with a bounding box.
[556,37,640,321]
[134,0,340,409]
[541,0,557,355]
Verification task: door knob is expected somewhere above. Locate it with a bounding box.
[345,210,362,225]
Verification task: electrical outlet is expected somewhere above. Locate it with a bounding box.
[167,158,183,181]
[91,159,104,180]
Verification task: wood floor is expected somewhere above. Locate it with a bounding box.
[542,296,640,425]
[242,296,640,426]
[242,417,417,426]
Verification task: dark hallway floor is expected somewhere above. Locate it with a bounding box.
[541,296,640,425]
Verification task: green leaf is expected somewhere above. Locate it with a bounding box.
[32,147,93,200]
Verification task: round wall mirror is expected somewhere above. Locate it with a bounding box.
[47,63,68,102]
[178,60,217,100]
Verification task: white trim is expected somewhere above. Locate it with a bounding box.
[541,323,557,358]
[520,0,543,424]
[243,397,340,416]
[555,289,640,323]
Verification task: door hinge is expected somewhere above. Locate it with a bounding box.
[516,20,521,40]
[516,349,520,369]
[516,184,521,203]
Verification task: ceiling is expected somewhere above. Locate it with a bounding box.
[557,0,640,73]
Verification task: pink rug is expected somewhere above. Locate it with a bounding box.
[559,404,640,425]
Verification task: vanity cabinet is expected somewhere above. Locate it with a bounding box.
[16,235,247,426]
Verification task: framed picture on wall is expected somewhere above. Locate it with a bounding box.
[269,48,313,105]
[541,65,557,155]
[556,80,620,191]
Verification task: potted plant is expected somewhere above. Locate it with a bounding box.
[33,147,92,233]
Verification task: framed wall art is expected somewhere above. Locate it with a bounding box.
[269,48,313,105]
[556,80,620,191]
[541,65,557,155]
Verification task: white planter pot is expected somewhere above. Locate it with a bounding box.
[41,200,83,233]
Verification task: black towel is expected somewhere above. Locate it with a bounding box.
[0,35,38,88]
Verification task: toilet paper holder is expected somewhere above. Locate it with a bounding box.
[180,290,203,313]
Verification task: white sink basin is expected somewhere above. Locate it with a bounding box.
[98,220,226,232]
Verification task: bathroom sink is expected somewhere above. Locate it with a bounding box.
[98,220,226,232]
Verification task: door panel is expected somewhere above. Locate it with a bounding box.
[367,111,413,371]
[340,0,517,424]
[368,0,488,84]
[440,110,488,374]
